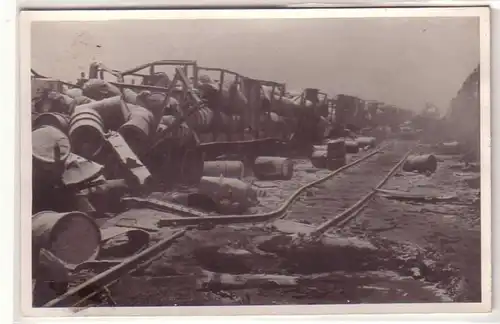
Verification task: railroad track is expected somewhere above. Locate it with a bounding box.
[43,139,417,308]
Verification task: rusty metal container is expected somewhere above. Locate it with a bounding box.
[310,149,346,171]
[203,161,245,179]
[198,176,259,214]
[32,126,71,179]
[118,104,155,156]
[122,88,138,105]
[73,96,94,105]
[345,139,359,153]
[78,96,131,131]
[68,108,106,159]
[402,154,438,173]
[82,79,122,101]
[326,138,346,159]
[32,112,70,133]
[356,136,377,148]
[64,88,83,99]
[253,156,294,180]
[32,211,101,269]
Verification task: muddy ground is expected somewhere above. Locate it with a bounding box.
[78,140,481,307]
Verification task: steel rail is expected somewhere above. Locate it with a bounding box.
[157,146,386,227]
[43,229,187,308]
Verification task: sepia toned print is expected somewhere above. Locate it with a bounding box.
[20,8,491,316]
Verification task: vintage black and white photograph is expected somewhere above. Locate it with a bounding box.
[20,7,490,316]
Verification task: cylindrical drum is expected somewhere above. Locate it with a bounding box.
[32,126,71,179]
[78,96,131,131]
[118,104,155,155]
[73,96,94,106]
[356,136,377,148]
[326,156,347,171]
[68,108,106,159]
[203,161,245,179]
[345,139,359,153]
[82,79,122,101]
[122,88,138,105]
[198,176,259,214]
[32,211,101,269]
[253,156,294,180]
[402,154,438,173]
[326,138,346,159]
[64,88,83,99]
[32,112,70,133]
[310,150,328,169]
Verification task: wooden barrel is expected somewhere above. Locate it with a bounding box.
[32,126,71,178]
[68,108,106,159]
[402,154,438,173]
[198,176,259,214]
[118,104,155,156]
[253,156,294,180]
[32,211,101,269]
[32,112,70,133]
[203,161,245,179]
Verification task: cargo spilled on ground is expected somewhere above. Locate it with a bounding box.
[30,61,481,308]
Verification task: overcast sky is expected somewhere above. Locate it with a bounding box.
[31,17,479,112]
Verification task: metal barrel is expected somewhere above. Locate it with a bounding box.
[356,136,377,148]
[68,108,106,159]
[122,88,138,105]
[203,161,245,179]
[64,88,83,99]
[198,176,259,214]
[32,126,71,179]
[118,104,155,156]
[253,156,294,180]
[32,112,70,133]
[157,117,194,146]
[32,211,101,270]
[326,138,346,159]
[310,149,346,171]
[345,139,360,153]
[402,154,438,173]
[78,96,131,131]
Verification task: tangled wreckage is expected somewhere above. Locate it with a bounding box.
[31,60,435,307]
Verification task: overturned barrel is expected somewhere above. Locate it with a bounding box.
[32,112,70,133]
[402,154,438,174]
[32,211,101,269]
[32,126,71,180]
[203,161,245,179]
[81,96,131,131]
[356,136,377,149]
[118,104,155,156]
[68,108,106,159]
[253,156,294,181]
[198,176,259,214]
